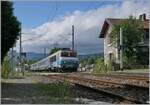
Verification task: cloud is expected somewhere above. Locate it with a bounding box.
[16,0,149,54]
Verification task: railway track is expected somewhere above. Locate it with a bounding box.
[47,73,149,104]
[72,72,149,88]
[33,71,149,88]
[78,72,149,81]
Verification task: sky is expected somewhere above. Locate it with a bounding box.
[13,0,149,55]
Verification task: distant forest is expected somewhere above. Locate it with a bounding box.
[79,53,104,65]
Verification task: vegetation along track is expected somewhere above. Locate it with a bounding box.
[47,73,149,104]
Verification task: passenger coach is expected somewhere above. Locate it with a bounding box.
[30,49,79,72]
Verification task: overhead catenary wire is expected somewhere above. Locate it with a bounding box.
[21,33,71,44]
[46,1,55,23]
[21,1,59,44]
[12,2,93,59]
[21,33,45,42]
[74,2,103,52]
[21,2,100,53]
[50,1,58,22]
[21,2,74,47]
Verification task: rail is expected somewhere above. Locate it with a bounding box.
[47,74,149,104]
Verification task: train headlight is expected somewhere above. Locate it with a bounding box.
[74,61,78,63]
[61,60,66,64]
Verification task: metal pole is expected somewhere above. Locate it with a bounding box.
[11,47,14,71]
[19,31,22,72]
[120,28,123,70]
[72,25,74,51]
[44,48,46,57]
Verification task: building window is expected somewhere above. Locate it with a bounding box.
[145,29,149,39]
[109,53,112,61]
[108,34,111,44]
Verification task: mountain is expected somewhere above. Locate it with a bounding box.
[26,52,45,61]
[78,52,104,60]
[25,52,104,61]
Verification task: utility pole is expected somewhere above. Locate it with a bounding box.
[11,47,14,71]
[44,48,46,57]
[72,25,74,51]
[19,31,22,72]
[19,23,24,75]
[120,28,123,71]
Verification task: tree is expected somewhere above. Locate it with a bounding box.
[49,47,61,55]
[109,16,144,64]
[1,1,21,63]
[135,47,149,65]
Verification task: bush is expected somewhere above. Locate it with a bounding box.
[92,58,113,74]
[1,57,11,78]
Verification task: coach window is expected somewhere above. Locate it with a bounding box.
[53,56,56,61]
[50,56,56,62]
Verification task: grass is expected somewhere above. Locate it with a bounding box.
[35,82,74,103]
[2,82,75,103]
[2,82,79,104]
[111,69,149,73]
[91,58,149,74]
[91,58,112,74]
[8,70,34,79]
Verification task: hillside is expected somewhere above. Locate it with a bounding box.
[78,53,104,60]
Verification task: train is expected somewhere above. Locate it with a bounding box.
[30,49,79,72]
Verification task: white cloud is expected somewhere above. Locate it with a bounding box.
[16,0,149,54]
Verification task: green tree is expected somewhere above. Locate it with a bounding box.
[109,16,144,64]
[1,1,21,63]
[135,47,149,65]
[49,47,61,55]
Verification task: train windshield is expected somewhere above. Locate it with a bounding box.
[61,51,77,57]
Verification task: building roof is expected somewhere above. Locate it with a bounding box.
[99,18,149,38]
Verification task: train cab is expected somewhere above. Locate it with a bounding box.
[59,50,79,71]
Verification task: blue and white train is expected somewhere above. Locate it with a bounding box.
[30,49,79,72]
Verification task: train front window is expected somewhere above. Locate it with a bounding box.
[61,52,69,57]
[61,52,77,57]
[70,52,77,57]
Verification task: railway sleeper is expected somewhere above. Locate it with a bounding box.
[65,78,147,103]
